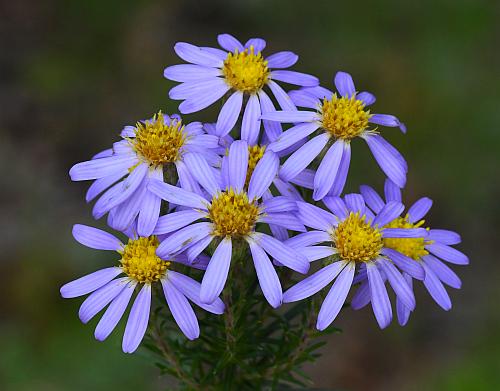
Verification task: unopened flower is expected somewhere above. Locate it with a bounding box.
[60,224,223,353]
[69,112,220,236]
[283,193,427,330]
[261,71,407,200]
[148,140,309,308]
[164,34,319,145]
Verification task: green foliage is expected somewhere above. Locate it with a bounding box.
[143,255,338,390]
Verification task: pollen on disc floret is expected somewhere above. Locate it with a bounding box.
[321,94,372,140]
[383,216,431,260]
[208,188,260,237]
[120,236,170,283]
[222,46,270,94]
[130,111,187,166]
[332,212,383,263]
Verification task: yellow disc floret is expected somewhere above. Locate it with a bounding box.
[120,236,170,283]
[222,46,269,93]
[208,188,260,237]
[245,145,266,186]
[383,216,430,260]
[130,111,187,166]
[321,94,371,140]
[333,212,383,263]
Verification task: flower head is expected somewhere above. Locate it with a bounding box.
[357,179,469,325]
[164,34,319,146]
[60,224,224,353]
[261,71,407,201]
[283,192,428,330]
[68,112,220,237]
[148,140,310,308]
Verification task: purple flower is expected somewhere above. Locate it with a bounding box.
[60,224,224,353]
[283,193,428,330]
[357,179,469,325]
[261,71,407,200]
[164,34,319,145]
[69,112,220,237]
[147,140,310,308]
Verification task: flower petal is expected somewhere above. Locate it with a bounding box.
[70,154,138,181]
[422,262,452,310]
[266,51,298,68]
[72,224,123,251]
[249,241,283,308]
[316,262,354,330]
[427,229,461,245]
[215,91,243,137]
[200,238,232,304]
[284,262,344,303]
[122,283,151,353]
[94,281,136,341]
[360,185,384,213]
[260,110,318,123]
[323,196,349,219]
[227,140,249,192]
[407,197,433,223]
[296,201,336,231]
[60,267,122,298]
[378,258,415,310]
[271,70,319,87]
[313,140,344,201]
[268,80,297,111]
[156,223,213,258]
[161,278,200,340]
[164,64,222,82]
[248,151,279,199]
[184,153,220,196]
[174,42,223,67]
[328,141,351,196]
[280,133,329,181]
[255,233,309,274]
[241,94,261,146]
[373,201,404,227]
[370,114,406,133]
[380,247,425,280]
[217,34,244,52]
[245,38,266,52]
[167,271,224,314]
[367,262,392,329]
[426,243,469,265]
[79,277,128,324]
[422,255,461,289]
[357,91,376,106]
[148,179,208,210]
[384,179,401,202]
[334,71,356,97]
[153,209,204,235]
[364,135,407,188]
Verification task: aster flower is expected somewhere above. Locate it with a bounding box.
[261,71,407,200]
[164,33,319,145]
[354,179,469,325]
[147,140,310,308]
[282,193,428,330]
[69,112,220,236]
[60,224,224,353]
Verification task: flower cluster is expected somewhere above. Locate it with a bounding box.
[62,33,468,354]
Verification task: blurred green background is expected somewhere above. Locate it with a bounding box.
[1,0,499,389]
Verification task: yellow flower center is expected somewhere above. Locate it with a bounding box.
[333,212,383,263]
[245,145,266,186]
[120,236,170,283]
[321,94,371,140]
[208,188,260,237]
[130,112,187,166]
[222,46,269,94]
[383,216,430,260]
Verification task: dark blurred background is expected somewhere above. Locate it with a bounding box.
[1,0,499,389]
